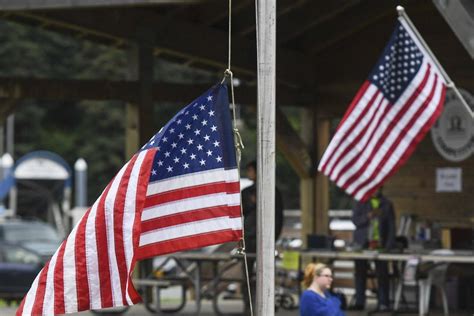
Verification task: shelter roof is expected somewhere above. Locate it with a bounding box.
[0,0,473,115]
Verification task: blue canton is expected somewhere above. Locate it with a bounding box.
[368,21,423,104]
[141,84,236,182]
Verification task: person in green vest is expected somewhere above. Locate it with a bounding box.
[350,187,396,312]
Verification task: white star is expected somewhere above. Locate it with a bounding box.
[199,105,205,110]
[192,114,198,120]
[180,148,187,154]
[213,141,220,147]
[151,169,157,176]
[207,95,213,101]
[178,133,184,139]
[190,153,196,160]
[171,142,177,148]
[185,111,189,115]
[201,119,208,126]
[163,137,168,143]
[187,138,194,145]
[204,135,210,141]
[185,124,191,130]
[183,163,189,169]
[157,146,160,151]
[197,144,203,151]
[169,128,175,134]
[164,151,171,157]
[211,125,217,132]
[199,159,206,166]
[216,156,222,162]
[194,129,201,135]
[206,150,213,156]
[174,157,180,163]
[157,160,163,166]
[177,119,182,125]
[167,166,173,172]
[208,110,215,116]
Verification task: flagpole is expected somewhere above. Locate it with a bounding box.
[397,5,473,118]
[256,0,276,315]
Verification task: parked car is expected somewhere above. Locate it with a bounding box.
[0,242,43,303]
[0,219,62,261]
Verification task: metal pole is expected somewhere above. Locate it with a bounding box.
[74,158,88,207]
[6,114,14,158]
[6,114,16,215]
[397,5,473,118]
[256,0,276,315]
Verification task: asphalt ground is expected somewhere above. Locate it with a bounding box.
[2,299,472,316]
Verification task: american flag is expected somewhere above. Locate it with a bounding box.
[17,84,242,315]
[318,19,447,202]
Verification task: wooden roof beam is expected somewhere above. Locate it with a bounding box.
[276,106,313,178]
[277,0,361,45]
[231,0,306,36]
[168,0,253,27]
[20,8,313,86]
[0,0,204,11]
[303,0,409,54]
[0,77,314,106]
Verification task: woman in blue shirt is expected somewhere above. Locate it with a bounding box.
[300,263,345,316]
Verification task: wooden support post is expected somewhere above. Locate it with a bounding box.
[125,26,155,158]
[299,108,315,247]
[137,26,154,145]
[125,45,140,159]
[125,102,140,159]
[300,109,330,241]
[315,116,330,235]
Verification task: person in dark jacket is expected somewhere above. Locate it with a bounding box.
[241,160,284,315]
[351,187,395,311]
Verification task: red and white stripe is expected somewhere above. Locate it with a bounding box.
[318,56,446,202]
[136,168,242,259]
[17,149,157,316]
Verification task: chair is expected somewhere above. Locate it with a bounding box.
[394,250,452,316]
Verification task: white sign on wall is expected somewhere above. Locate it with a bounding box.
[436,168,462,192]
